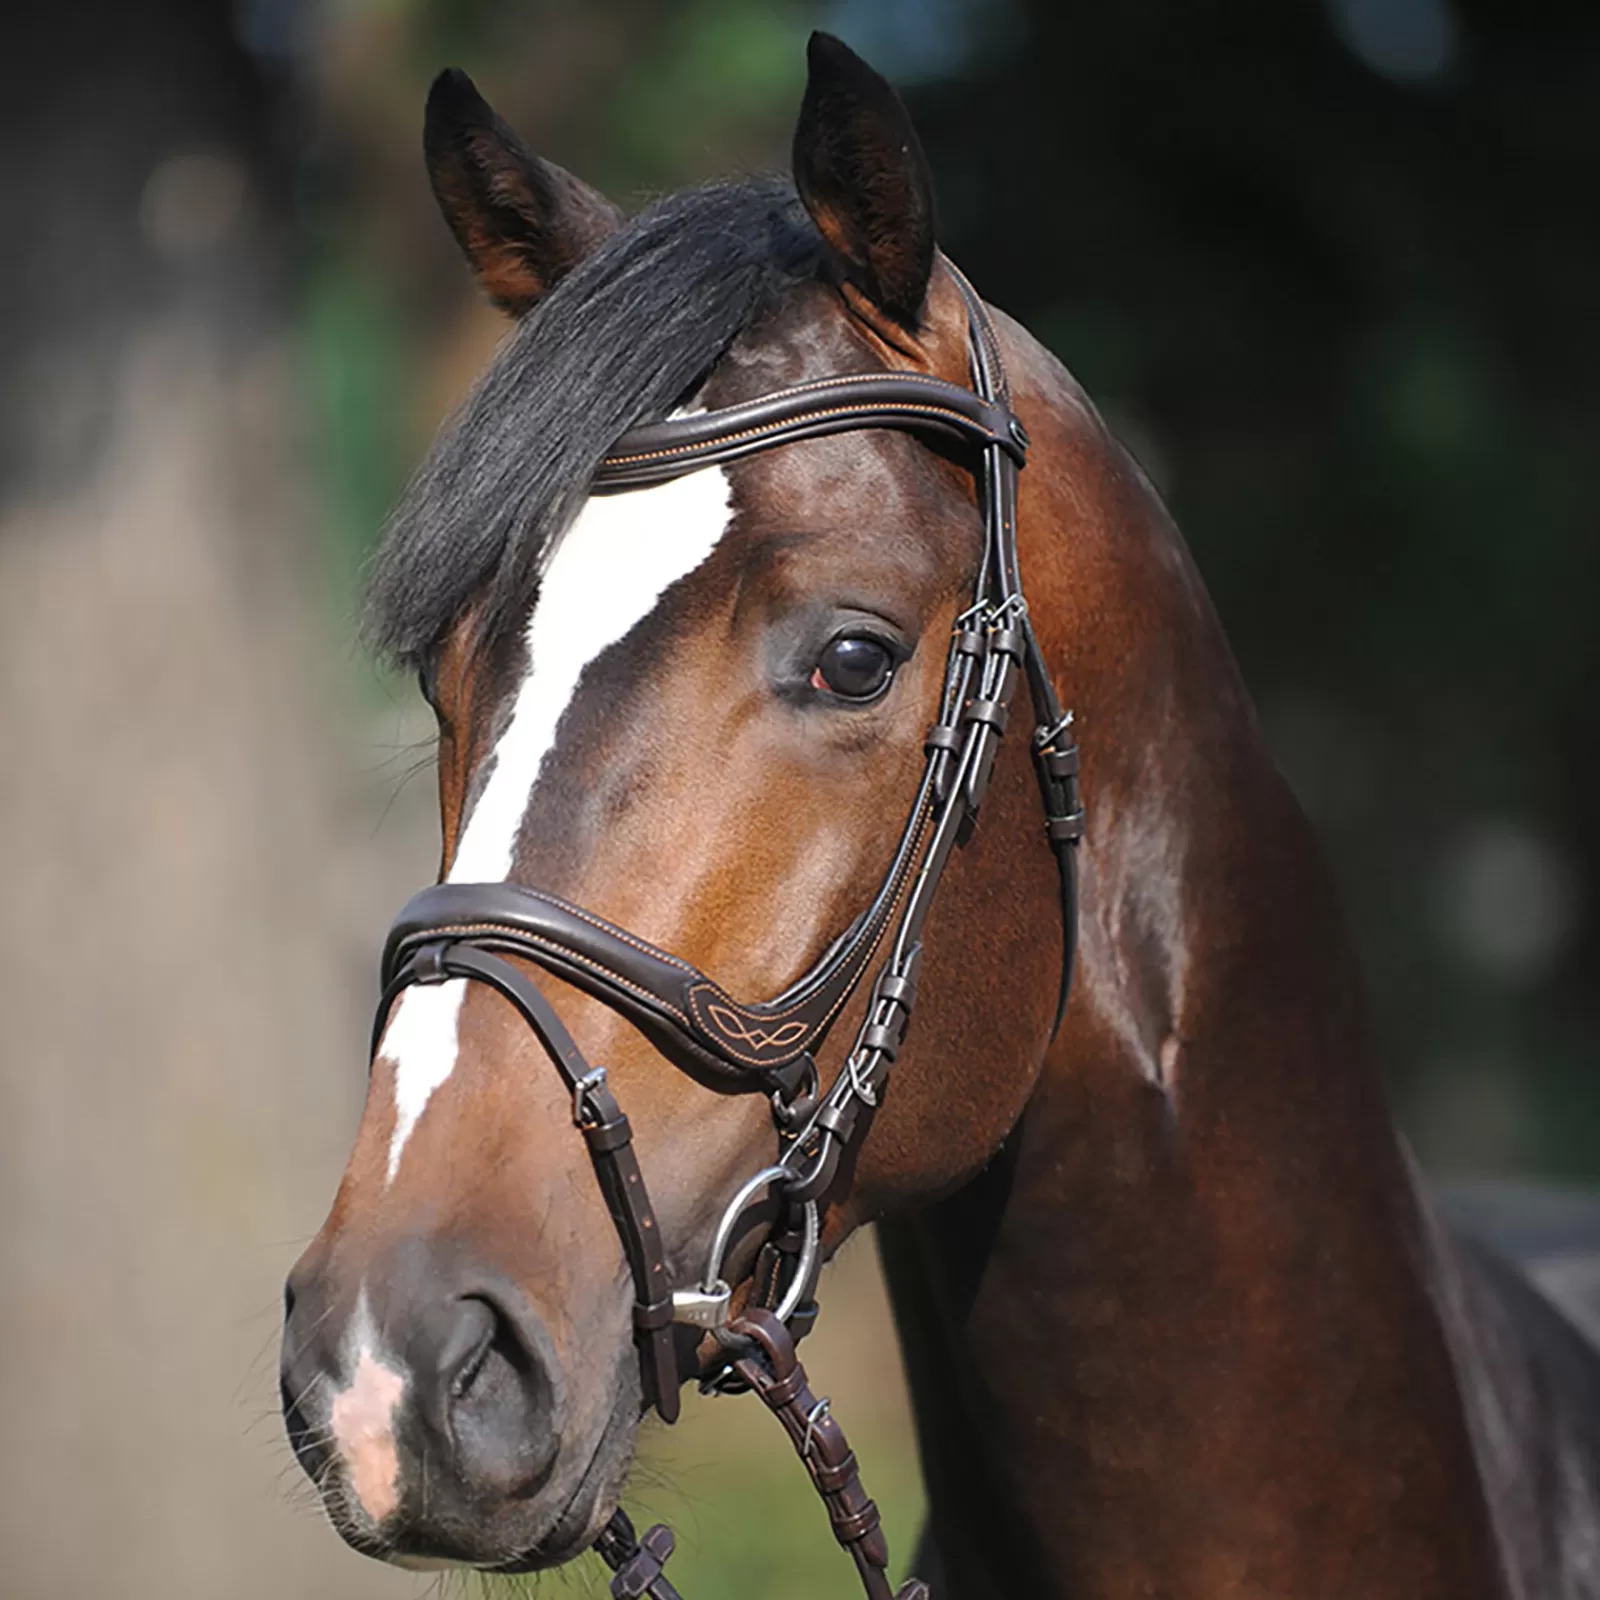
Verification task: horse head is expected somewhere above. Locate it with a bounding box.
[282,33,1085,1576]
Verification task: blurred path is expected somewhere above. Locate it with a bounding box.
[0,325,426,1600]
[0,4,423,1594]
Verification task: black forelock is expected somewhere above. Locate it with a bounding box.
[363,177,823,667]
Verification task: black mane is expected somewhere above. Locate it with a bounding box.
[364,177,822,667]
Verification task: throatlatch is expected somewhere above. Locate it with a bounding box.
[373,268,1082,1600]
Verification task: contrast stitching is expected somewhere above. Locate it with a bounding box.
[723,373,979,403]
[394,922,692,1028]
[801,797,932,1041]
[395,792,935,1071]
[603,403,998,467]
[507,891,701,974]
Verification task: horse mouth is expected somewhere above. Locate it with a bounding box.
[484,1386,640,1572]
[294,1352,641,1575]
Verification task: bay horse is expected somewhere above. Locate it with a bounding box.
[281,33,1600,1599]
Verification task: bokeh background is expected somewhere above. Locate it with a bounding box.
[2,1,1596,1596]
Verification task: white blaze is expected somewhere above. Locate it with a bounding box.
[382,466,733,1180]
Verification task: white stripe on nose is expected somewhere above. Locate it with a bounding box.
[383,464,733,1181]
[382,980,468,1181]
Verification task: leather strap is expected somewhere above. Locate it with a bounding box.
[594,371,1027,491]
[374,941,680,1423]
[596,1510,684,1600]
[729,1310,928,1600]
[384,784,932,1083]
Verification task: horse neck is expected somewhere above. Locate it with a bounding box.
[878,327,1507,1599]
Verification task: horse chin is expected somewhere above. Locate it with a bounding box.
[486,1381,642,1573]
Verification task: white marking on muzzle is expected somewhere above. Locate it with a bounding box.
[331,1347,408,1524]
[382,465,734,1181]
[329,1294,410,1526]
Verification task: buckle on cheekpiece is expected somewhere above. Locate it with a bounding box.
[571,1065,609,1127]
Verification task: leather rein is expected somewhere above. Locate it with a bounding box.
[372,273,1083,1600]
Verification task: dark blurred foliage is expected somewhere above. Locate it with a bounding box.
[0,0,288,504]
[900,0,1600,1173]
[293,0,1598,1179]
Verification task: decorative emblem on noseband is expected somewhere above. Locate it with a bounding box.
[373,267,1082,1600]
[702,1006,809,1054]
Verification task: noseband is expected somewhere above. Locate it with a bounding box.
[372,272,1083,1600]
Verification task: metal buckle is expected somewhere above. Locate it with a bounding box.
[846,1048,880,1107]
[989,593,1029,629]
[571,1066,608,1128]
[771,1053,820,1131]
[1033,708,1075,753]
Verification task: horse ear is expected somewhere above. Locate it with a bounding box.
[791,32,936,329]
[423,69,623,316]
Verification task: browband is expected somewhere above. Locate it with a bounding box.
[592,370,1028,491]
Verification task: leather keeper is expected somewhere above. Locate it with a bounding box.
[861,1023,903,1060]
[412,942,450,984]
[964,697,1010,732]
[873,971,917,1011]
[829,1502,884,1544]
[760,1368,806,1408]
[813,1452,860,1493]
[923,723,962,755]
[816,1098,861,1140]
[1047,809,1086,843]
[608,1523,676,1600]
[1040,743,1080,777]
[989,625,1025,660]
[583,1116,635,1155]
[632,1297,676,1332]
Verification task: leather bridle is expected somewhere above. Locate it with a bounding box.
[371,271,1083,1600]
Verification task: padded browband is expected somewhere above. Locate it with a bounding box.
[593,370,1028,490]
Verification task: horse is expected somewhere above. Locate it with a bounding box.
[280,32,1600,1599]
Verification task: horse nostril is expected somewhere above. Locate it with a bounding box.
[436,1294,559,1499]
[437,1297,496,1399]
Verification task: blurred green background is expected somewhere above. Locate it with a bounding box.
[1,1,1595,1596]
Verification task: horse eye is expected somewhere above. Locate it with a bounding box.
[812,635,896,701]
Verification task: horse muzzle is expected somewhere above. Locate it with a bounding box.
[279,1237,632,1568]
